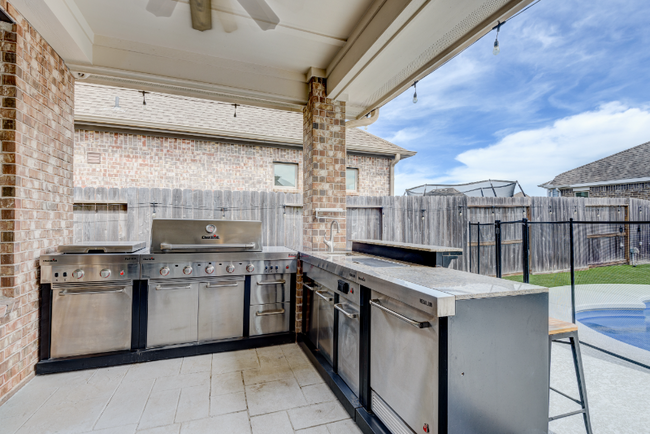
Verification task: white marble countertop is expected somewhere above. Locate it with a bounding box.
[299,250,547,301]
[351,239,463,253]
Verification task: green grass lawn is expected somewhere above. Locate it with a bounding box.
[504,263,650,288]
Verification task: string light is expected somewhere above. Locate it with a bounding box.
[412,81,418,104]
[113,96,122,112]
[140,90,149,106]
[493,21,504,55]
[421,209,426,221]
[458,206,462,216]
[233,104,239,118]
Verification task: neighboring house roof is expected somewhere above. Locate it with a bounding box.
[540,141,650,189]
[74,83,416,159]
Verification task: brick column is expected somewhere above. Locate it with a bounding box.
[0,1,74,403]
[302,77,346,252]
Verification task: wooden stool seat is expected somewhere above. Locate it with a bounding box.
[548,317,593,434]
[549,317,578,335]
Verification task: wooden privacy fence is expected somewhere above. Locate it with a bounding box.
[74,187,650,274]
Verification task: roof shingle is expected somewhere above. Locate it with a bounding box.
[540,141,650,188]
[74,83,415,158]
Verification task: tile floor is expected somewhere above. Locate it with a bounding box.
[0,344,361,434]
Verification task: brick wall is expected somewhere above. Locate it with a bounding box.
[0,1,75,403]
[74,130,391,196]
[560,183,650,200]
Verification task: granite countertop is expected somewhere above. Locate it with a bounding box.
[299,250,547,301]
[351,239,463,253]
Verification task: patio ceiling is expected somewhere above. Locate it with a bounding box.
[12,0,533,118]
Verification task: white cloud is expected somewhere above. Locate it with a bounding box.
[395,103,650,196]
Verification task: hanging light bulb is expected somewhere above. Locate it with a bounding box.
[412,80,418,104]
[140,90,149,107]
[493,21,504,56]
[233,104,239,118]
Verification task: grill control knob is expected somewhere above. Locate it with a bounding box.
[226,264,235,273]
[72,269,84,279]
[160,266,170,276]
[246,264,255,272]
[205,265,215,274]
[183,266,193,275]
[100,269,111,279]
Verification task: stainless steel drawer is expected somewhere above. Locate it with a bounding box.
[51,282,133,358]
[336,301,360,396]
[370,292,439,434]
[249,302,290,336]
[147,280,199,348]
[316,289,335,364]
[250,274,289,305]
[198,278,245,342]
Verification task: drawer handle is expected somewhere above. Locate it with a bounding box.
[255,308,285,316]
[206,283,240,288]
[334,303,358,319]
[155,285,192,291]
[370,299,431,329]
[59,287,127,296]
[315,291,333,302]
[257,280,286,286]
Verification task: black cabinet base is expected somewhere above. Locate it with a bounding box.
[298,338,390,434]
[36,333,295,375]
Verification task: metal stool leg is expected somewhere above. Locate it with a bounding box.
[548,331,593,434]
[570,333,593,434]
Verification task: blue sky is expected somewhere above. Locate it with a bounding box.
[367,0,650,196]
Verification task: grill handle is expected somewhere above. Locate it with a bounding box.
[206,283,240,288]
[334,303,358,319]
[370,299,431,329]
[160,243,256,251]
[315,290,333,302]
[155,285,192,291]
[257,279,286,286]
[255,308,285,316]
[304,283,317,291]
[59,287,127,296]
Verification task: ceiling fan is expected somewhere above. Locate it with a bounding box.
[146,0,280,32]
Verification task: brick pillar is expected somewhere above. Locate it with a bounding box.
[302,77,346,252]
[0,1,74,403]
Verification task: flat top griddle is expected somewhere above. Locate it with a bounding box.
[57,241,146,254]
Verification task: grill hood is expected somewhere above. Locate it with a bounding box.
[150,219,263,253]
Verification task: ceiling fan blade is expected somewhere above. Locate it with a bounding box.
[236,0,280,31]
[146,0,178,17]
[190,0,213,31]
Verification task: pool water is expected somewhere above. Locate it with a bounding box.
[577,302,650,352]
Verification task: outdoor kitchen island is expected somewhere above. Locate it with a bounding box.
[299,250,550,434]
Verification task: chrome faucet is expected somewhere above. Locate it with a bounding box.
[323,220,340,252]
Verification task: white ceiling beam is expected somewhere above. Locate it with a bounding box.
[10,0,93,64]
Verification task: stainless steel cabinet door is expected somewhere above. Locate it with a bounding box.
[308,290,319,347]
[198,279,244,341]
[316,290,335,364]
[147,280,199,348]
[249,302,290,336]
[337,301,360,396]
[370,292,439,434]
[250,274,289,305]
[51,282,133,358]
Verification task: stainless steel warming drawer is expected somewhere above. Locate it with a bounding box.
[147,279,199,348]
[199,277,245,341]
[249,273,291,336]
[51,281,133,358]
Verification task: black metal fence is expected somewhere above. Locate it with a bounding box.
[469,219,650,366]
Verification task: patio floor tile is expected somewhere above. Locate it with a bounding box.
[287,401,349,430]
[250,411,294,434]
[245,376,308,416]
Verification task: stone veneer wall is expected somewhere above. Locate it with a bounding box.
[0,1,75,403]
[74,130,390,196]
[560,182,650,200]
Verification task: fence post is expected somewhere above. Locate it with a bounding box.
[469,222,473,273]
[495,220,502,278]
[570,218,576,324]
[522,218,529,283]
[477,222,481,275]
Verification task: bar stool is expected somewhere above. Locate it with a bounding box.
[548,317,593,434]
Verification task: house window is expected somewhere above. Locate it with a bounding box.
[346,168,358,191]
[274,162,298,188]
[575,191,589,198]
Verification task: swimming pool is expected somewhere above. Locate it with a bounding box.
[576,302,650,352]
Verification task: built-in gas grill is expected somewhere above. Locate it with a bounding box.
[38,219,297,374]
